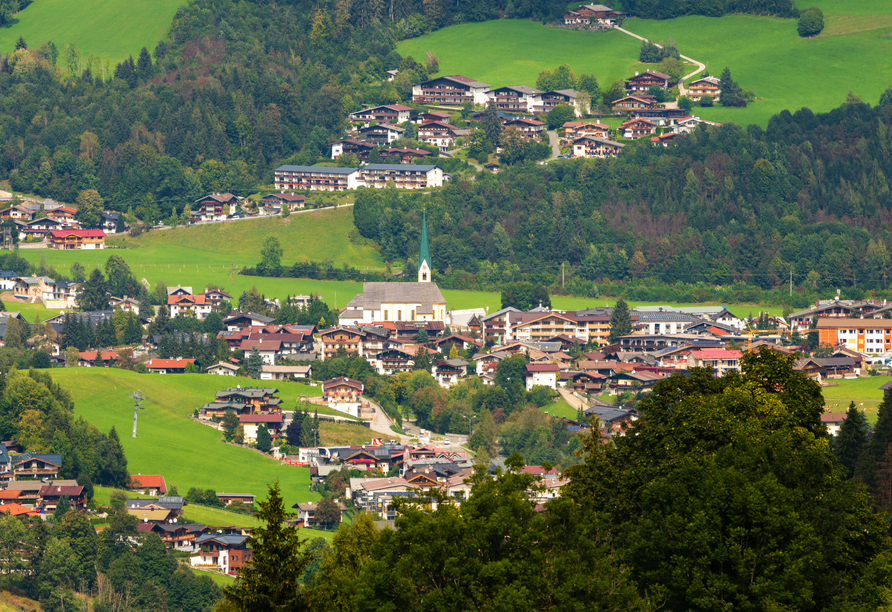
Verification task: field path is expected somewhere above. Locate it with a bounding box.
[614,26,706,95]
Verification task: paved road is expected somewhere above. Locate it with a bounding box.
[558,388,589,412]
[547,130,561,160]
[615,26,706,96]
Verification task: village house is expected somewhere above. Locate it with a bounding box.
[128,474,168,496]
[369,348,415,376]
[687,76,721,101]
[168,292,212,319]
[77,351,119,367]
[526,363,560,391]
[261,193,307,213]
[572,136,625,158]
[562,3,625,25]
[145,358,196,374]
[794,357,857,380]
[362,164,444,189]
[533,90,581,116]
[620,118,658,139]
[330,138,377,161]
[686,348,743,376]
[204,387,282,416]
[144,523,210,552]
[12,452,62,481]
[318,326,366,360]
[357,123,405,146]
[817,318,892,354]
[625,70,672,92]
[674,116,722,133]
[0,205,34,221]
[416,121,464,152]
[651,132,678,147]
[239,338,281,365]
[205,362,240,376]
[193,194,238,222]
[218,493,255,507]
[47,229,106,250]
[190,533,253,574]
[274,165,363,192]
[293,501,346,527]
[378,147,434,163]
[223,313,275,330]
[412,110,451,124]
[412,75,490,105]
[503,118,546,138]
[39,484,86,513]
[348,104,413,125]
[431,358,469,388]
[239,413,285,444]
[575,122,611,139]
[485,86,543,113]
[100,211,125,234]
[260,364,312,381]
[612,95,656,112]
[108,296,140,314]
[322,377,365,417]
[46,206,77,224]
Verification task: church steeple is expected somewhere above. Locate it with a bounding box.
[418,209,431,283]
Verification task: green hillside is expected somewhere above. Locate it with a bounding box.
[50,368,321,509]
[0,0,182,63]
[396,20,642,90]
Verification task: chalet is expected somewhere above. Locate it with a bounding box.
[417,122,463,152]
[206,362,240,376]
[38,485,86,512]
[533,90,581,116]
[330,138,377,161]
[261,193,307,213]
[19,216,65,240]
[148,523,210,551]
[651,132,678,147]
[795,357,856,379]
[274,165,362,192]
[572,136,625,158]
[435,334,478,354]
[608,370,665,394]
[369,348,415,376]
[562,3,625,25]
[193,194,238,222]
[47,229,106,250]
[223,313,275,330]
[562,371,605,394]
[0,205,34,221]
[293,501,346,527]
[318,327,365,359]
[362,164,444,190]
[412,110,451,124]
[190,533,253,574]
[348,104,413,125]
[322,376,364,417]
[625,70,672,92]
[612,95,656,112]
[378,147,434,163]
[0,271,18,291]
[687,76,721,101]
[357,123,405,146]
[412,75,490,105]
[687,348,742,376]
[260,364,312,380]
[634,107,692,125]
[46,206,77,224]
[49,280,81,307]
[108,296,140,314]
[674,116,722,133]
[239,338,281,364]
[239,413,285,443]
[12,452,62,480]
[575,122,610,139]
[620,118,658,139]
[145,358,195,373]
[207,387,282,415]
[821,412,849,436]
[431,358,468,388]
[77,351,119,367]
[168,293,212,319]
[486,85,543,113]
[129,474,168,496]
[100,211,125,234]
[526,363,560,391]
[217,493,255,506]
[204,288,232,309]
[503,118,546,138]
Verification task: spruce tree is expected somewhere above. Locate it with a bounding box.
[608,298,632,343]
[222,409,240,442]
[833,401,868,478]
[256,425,272,453]
[246,347,263,379]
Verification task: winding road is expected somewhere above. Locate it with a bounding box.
[615,26,706,96]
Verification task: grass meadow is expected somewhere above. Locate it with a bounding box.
[820,377,891,424]
[0,0,182,64]
[50,368,321,509]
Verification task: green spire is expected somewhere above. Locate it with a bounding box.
[418,209,431,282]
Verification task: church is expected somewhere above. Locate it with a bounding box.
[339,211,447,326]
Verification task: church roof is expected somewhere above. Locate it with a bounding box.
[419,209,431,273]
[345,282,446,311]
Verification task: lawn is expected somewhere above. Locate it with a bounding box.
[190,569,236,588]
[542,398,579,419]
[622,0,892,126]
[396,20,641,91]
[0,0,182,65]
[50,368,320,509]
[821,377,890,423]
[319,421,378,446]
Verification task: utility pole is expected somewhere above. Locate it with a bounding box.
[789,268,792,297]
[562,263,565,289]
[130,390,145,438]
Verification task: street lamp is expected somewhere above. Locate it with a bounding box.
[462,414,477,439]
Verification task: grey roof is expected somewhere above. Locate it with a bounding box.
[548,89,579,99]
[195,533,249,546]
[12,452,62,466]
[573,135,625,148]
[0,270,19,278]
[635,312,700,322]
[126,496,184,511]
[492,85,543,95]
[426,75,490,89]
[345,282,446,312]
[275,165,360,175]
[359,123,405,132]
[224,313,275,324]
[522,341,563,353]
[216,387,278,399]
[364,164,437,172]
[481,307,522,322]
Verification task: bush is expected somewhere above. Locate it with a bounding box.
[798,7,824,37]
[677,96,693,110]
[699,94,714,107]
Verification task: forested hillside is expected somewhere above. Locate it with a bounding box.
[353,97,892,302]
[621,0,798,19]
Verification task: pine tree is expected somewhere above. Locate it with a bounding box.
[876,445,892,512]
[608,298,632,343]
[833,401,868,478]
[256,425,272,453]
[123,314,143,344]
[53,495,71,522]
[246,347,263,379]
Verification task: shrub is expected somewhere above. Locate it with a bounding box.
[798,8,824,37]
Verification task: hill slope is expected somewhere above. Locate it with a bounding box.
[0,0,181,63]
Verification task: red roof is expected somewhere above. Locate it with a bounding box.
[526,364,560,372]
[385,104,413,111]
[690,349,742,360]
[521,465,560,476]
[129,474,168,494]
[48,206,76,214]
[240,339,281,351]
[79,351,119,361]
[146,358,195,369]
[239,414,284,424]
[48,229,105,238]
[0,490,21,500]
[0,504,37,516]
[168,294,207,305]
[38,485,85,497]
[821,412,848,423]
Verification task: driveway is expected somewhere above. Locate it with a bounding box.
[614,26,706,95]
[547,130,561,160]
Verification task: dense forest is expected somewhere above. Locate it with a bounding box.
[353,97,892,303]
[621,0,799,19]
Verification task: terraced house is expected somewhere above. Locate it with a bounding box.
[274,165,362,192]
[362,164,443,189]
[412,75,490,105]
[485,85,543,113]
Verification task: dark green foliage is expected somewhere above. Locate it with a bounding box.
[52,495,70,523]
[639,40,662,63]
[833,402,868,479]
[545,103,575,129]
[96,426,129,487]
[222,409,240,442]
[719,66,747,107]
[881,86,892,107]
[185,487,225,508]
[480,103,503,146]
[624,0,797,19]
[203,311,223,335]
[566,350,888,611]
[77,268,110,311]
[608,298,632,342]
[798,7,824,37]
[246,347,263,379]
[223,481,310,610]
[256,424,272,452]
[500,281,550,311]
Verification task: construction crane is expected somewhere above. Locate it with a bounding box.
[130,391,145,438]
